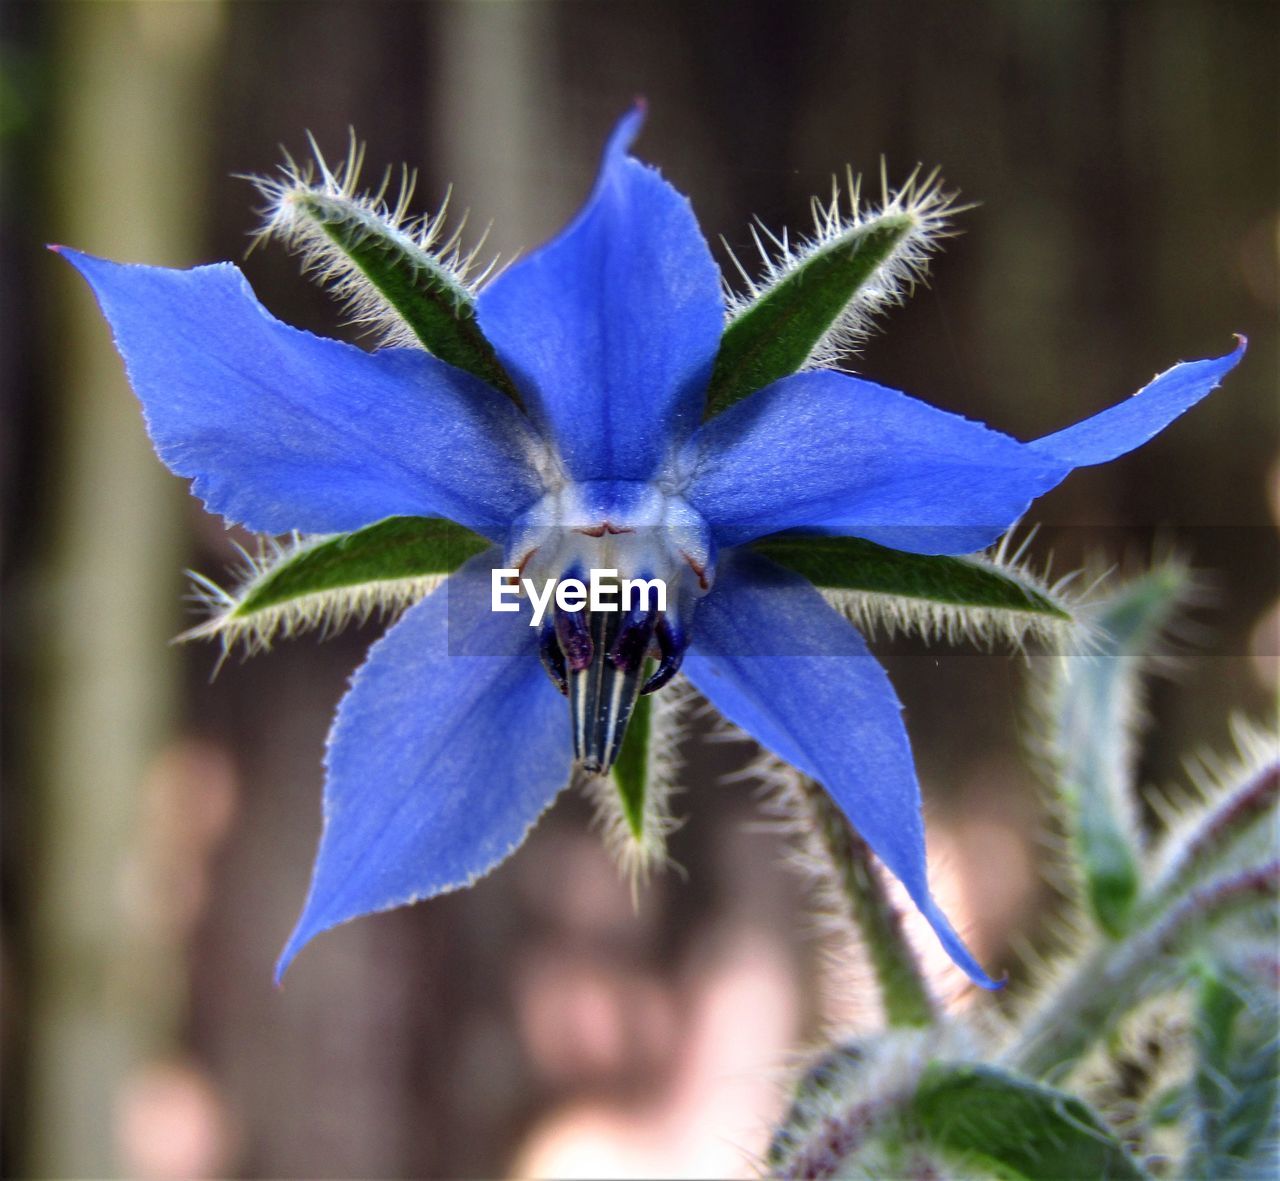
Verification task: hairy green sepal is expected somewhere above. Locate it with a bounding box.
[611,685,652,841]
[233,516,488,620]
[752,533,1070,619]
[912,1063,1148,1180]
[1050,567,1185,937]
[294,192,522,406]
[704,214,913,419]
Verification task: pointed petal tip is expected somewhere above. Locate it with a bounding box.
[269,559,571,988]
[274,932,302,986]
[274,913,319,986]
[49,243,89,268]
[683,556,1005,989]
[918,895,1003,990]
[1207,334,1247,370]
[1183,333,1246,373]
[1023,334,1252,471]
[607,101,648,160]
[274,880,356,985]
[478,99,722,480]
[49,244,124,284]
[947,941,1003,991]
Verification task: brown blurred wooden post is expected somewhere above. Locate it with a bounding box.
[28,3,222,1175]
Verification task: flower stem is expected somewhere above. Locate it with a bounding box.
[795,776,937,1027]
[1005,860,1279,1080]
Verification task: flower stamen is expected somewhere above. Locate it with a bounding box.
[538,616,568,695]
[642,614,689,694]
[569,606,650,775]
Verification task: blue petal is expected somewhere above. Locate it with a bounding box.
[277,551,571,980]
[686,341,1245,554]
[683,550,998,988]
[475,106,724,481]
[57,248,547,538]
[1029,337,1247,464]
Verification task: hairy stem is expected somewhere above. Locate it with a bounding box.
[1145,761,1279,912]
[1005,861,1279,1080]
[795,776,937,1028]
[776,1092,908,1181]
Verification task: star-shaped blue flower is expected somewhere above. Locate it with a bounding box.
[57,108,1243,988]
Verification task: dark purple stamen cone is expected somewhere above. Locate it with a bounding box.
[554,605,593,671]
[642,614,688,694]
[567,609,649,775]
[608,604,658,672]
[538,617,568,695]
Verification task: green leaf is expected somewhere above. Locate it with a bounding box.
[611,684,652,841]
[913,1063,1148,1180]
[753,533,1070,619]
[704,212,914,419]
[291,190,523,406]
[190,516,489,649]
[1048,567,1188,937]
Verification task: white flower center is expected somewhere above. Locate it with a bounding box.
[506,481,715,773]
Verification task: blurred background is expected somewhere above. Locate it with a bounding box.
[1,1,1276,1177]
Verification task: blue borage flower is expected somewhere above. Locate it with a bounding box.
[56,106,1244,988]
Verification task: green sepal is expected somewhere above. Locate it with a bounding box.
[232,515,487,620]
[611,681,652,842]
[912,1063,1149,1180]
[190,516,490,653]
[1051,567,1186,937]
[704,213,913,419]
[752,533,1071,619]
[1083,826,1143,939]
[291,190,523,407]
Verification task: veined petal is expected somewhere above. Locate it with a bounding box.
[57,248,547,538]
[475,105,724,480]
[682,551,998,988]
[277,551,571,979]
[686,341,1245,554]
